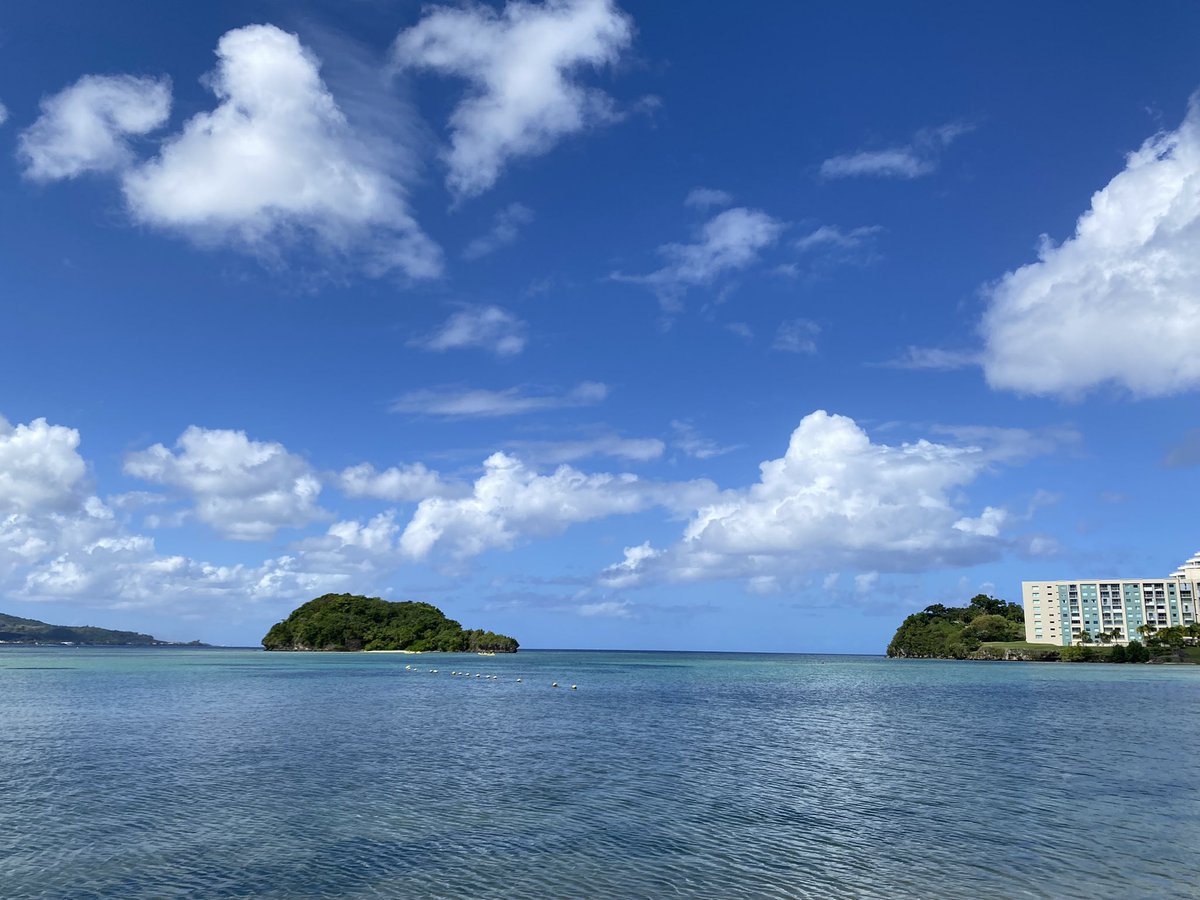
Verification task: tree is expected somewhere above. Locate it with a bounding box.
[1125,640,1150,663]
[1109,644,1127,663]
[963,614,1024,643]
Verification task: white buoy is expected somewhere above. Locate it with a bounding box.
[571,685,577,690]
[552,682,559,688]
[516,678,522,683]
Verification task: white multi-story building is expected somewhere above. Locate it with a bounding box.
[1022,551,1200,645]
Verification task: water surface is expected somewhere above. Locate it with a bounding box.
[2,648,1197,898]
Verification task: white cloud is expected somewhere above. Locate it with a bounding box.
[615,207,785,305]
[684,187,733,210]
[772,319,820,354]
[463,202,534,259]
[882,347,980,370]
[953,506,1007,538]
[391,381,607,418]
[794,224,882,252]
[399,452,713,560]
[981,97,1200,398]
[504,433,664,465]
[854,572,879,593]
[820,122,971,180]
[18,75,171,181]
[605,411,1017,587]
[577,599,633,617]
[122,24,440,278]
[599,541,661,588]
[0,416,90,514]
[0,101,8,126]
[336,462,464,502]
[124,426,325,541]
[415,305,528,356]
[0,413,407,615]
[393,0,633,197]
[671,420,736,460]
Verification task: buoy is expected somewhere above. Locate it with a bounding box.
[552,682,559,688]
[516,678,522,683]
[571,685,577,690]
[476,673,481,678]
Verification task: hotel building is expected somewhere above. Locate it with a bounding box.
[1022,551,1200,645]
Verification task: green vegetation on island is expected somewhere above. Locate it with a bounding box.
[0,611,205,647]
[886,594,1200,663]
[887,595,1027,659]
[261,594,519,653]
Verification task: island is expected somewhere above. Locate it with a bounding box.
[885,593,1200,662]
[0,611,206,647]
[262,593,519,653]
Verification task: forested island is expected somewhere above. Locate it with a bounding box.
[262,594,519,652]
[886,594,1199,662]
[0,611,205,647]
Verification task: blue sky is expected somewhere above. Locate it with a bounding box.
[2,1,1199,650]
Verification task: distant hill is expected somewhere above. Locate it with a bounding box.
[0,612,204,646]
[263,594,519,652]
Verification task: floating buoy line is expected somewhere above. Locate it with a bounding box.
[401,662,575,690]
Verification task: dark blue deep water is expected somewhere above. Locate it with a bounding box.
[2,648,1198,898]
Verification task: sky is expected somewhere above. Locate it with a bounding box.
[2,1,1200,651]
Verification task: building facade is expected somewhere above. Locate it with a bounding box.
[1022,551,1200,645]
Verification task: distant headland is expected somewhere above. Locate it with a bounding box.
[262,594,519,653]
[886,594,1199,663]
[0,611,206,647]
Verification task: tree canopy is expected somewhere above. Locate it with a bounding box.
[886,595,1025,658]
[261,594,519,652]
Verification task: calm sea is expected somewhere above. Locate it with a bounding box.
[1,648,1198,899]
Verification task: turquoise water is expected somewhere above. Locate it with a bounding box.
[2,648,1198,899]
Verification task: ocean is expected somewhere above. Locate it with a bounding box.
[2,648,1198,898]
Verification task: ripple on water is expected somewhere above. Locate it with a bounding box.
[1,650,1198,899]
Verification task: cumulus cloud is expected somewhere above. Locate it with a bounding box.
[614,207,785,306]
[463,202,534,259]
[18,75,171,181]
[399,452,713,560]
[684,187,733,210]
[336,462,464,502]
[772,319,820,354]
[393,0,633,197]
[0,413,413,616]
[604,411,1018,587]
[0,416,90,515]
[124,426,325,540]
[391,381,607,417]
[599,541,661,588]
[820,122,971,180]
[122,24,439,278]
[981,97,1200,398]
[414,305,528,356]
